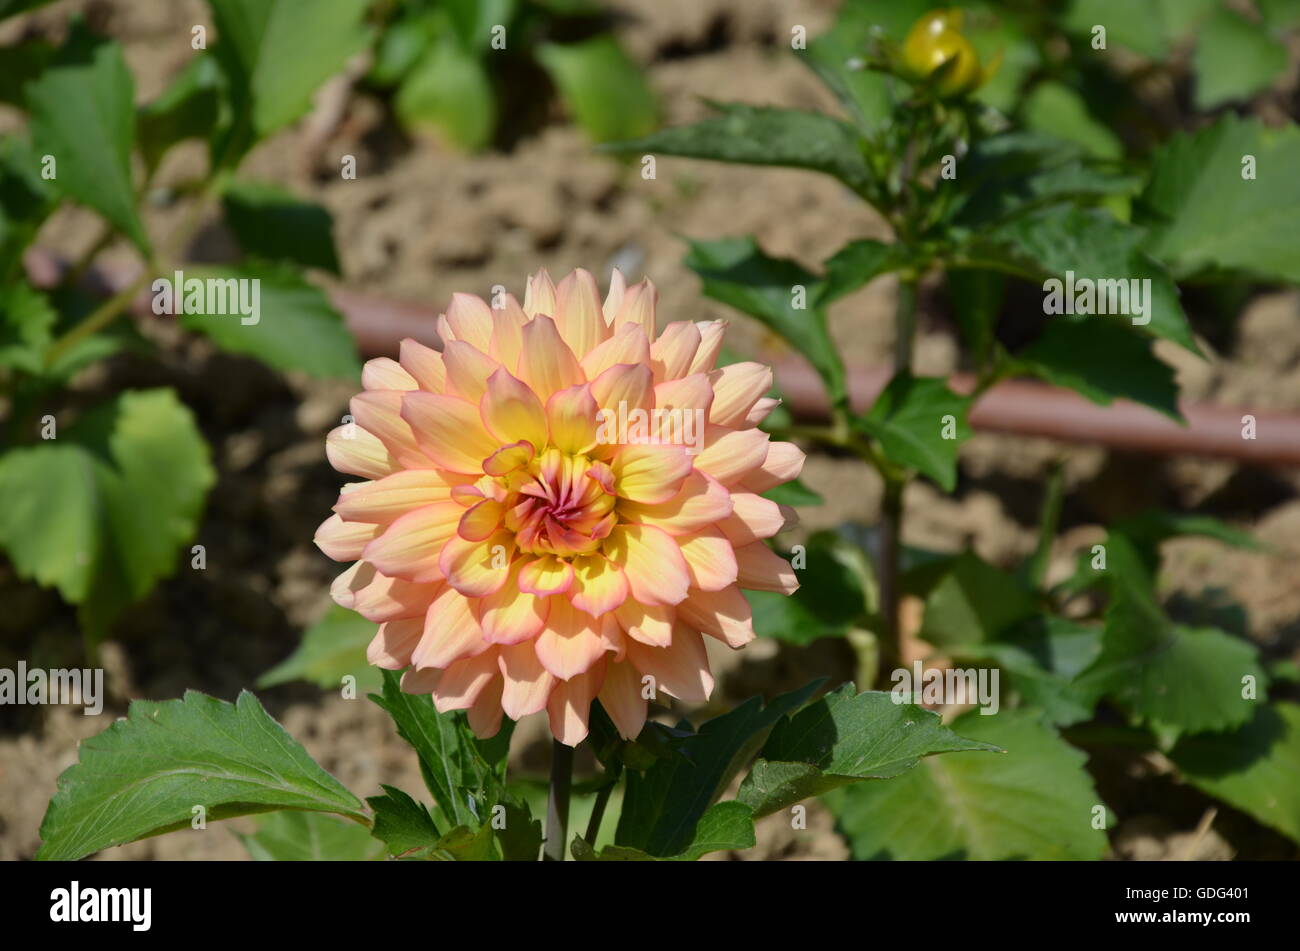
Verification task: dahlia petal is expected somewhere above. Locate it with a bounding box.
[624,627,713,703]
[431,648,499,712]
[440,529,513,597]
[523,269,558,319]
[739,440,807,493]
[337,563,441,622]
[708,362,774,427]
[598,660,648,739]
[536,598,610,680]
[443,292,494,352]
[694,426,770,485]
[580,320,651,379]
[678,585,756,647]
[498,641,556,718]
[735,541,799,594]
[399,338,447,392]
[605,524,691,606]
[401,665,441,693]
[611,443,692,504]
[457,498,504,542]
[569,553,629,616]
[363,500,463,582]
[744,397,781,427]
[327,424,397,480]
[603,268,627,323]
[466,675,505,738]
[546,384,600,455]
[443,340,502,403]
[488,295,529,369]
[362,356,418,391]
[649,321,701,383]
[480,367,548,448]
[614,599,674,647]
[612,278,657,337]
[401,391,499,474]
[334,469,464,526]
[618,471,733,533]
[479,563,550,644]
[411,584,487,669]
[718,492,792,545]
[676,527,740,591]
[689,320,727,375]
[547,658,606,746]
[367,617,422,669]
[653,371,714,420]
[517,314,584,399]
[590,362,654,415]
[315,513,379,561]
[554,268,609,359]
[351,391,434,469]
[483,440,535,477]
[518,554,575,596]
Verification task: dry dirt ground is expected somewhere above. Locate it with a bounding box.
[1,0,1299,861]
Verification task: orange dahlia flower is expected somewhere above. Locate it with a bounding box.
[316,269,803,745]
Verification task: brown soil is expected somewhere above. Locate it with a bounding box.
[1,0,1298,862]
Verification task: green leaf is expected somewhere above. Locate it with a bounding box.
[1192,7,1287,110]
[239,810,384,860]
[1172,702,1300,845]
[1138,115,1300,283]
[207,0,371,151]
[443,0,516,51]
[826,709,1110,859]
[603,101,876,196]
[1014,318,1181,421]
[0,137,56,279]
[857,372,971,491]
[738,684,999,819]
[137,54,222,172]
[367,785,442,858]
[575,801,754,861]
[369,669,489,830]
[761,477,823,507]
[25,21,149,252]
[178,264,361,379]
[966,616,1106,727]
[1063,0,1214,60]
[918,550,1037,649]
[967,204,1197,353]
[615,681,822,856]
[745,532,871,646]
[949,132,1142,230]
[222,180,341,274]
[0,388,214,638]
[0,281,56,372]
[685,236,899,408]
[0,0,57,18]
[1021,82,1121,160]
[800,0,930,133]
[536,36,657,143]
[38,690,367,860]
[0,38,54,106]
[946,269,1003,368]
[258,604,379,692]
[395,36,496,150]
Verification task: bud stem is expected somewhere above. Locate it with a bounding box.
[543,739,574,861]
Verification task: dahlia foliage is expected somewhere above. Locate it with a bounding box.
[317,269,804,745]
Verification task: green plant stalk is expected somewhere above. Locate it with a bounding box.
[584,777,615,846]
[876,275,919,685]
[543,739,574,861]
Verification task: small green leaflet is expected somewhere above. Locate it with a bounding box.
[258,604,379,693]
[239,810,384,861]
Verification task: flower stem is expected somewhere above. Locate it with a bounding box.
[584,779,615,846]
[543,739,574,862]
[876,275,919,686]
